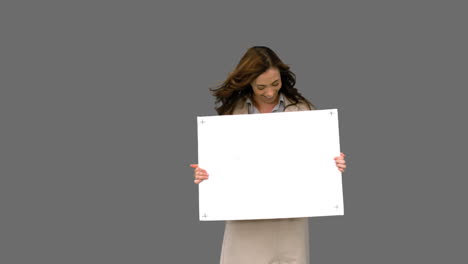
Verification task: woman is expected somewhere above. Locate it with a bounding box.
[190,46,347,264]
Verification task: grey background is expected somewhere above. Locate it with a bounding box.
[1,1,466,263]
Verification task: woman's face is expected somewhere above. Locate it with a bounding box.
[250,67,282,105]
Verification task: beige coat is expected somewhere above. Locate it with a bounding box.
[219,96,315,264]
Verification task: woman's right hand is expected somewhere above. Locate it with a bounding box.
[190,164,209,184]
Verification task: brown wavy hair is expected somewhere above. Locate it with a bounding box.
[210,46,315,115]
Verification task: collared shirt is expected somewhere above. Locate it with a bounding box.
[245,93,286,114]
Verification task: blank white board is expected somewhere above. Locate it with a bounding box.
[197,109,344,221]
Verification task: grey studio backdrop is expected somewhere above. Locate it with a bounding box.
[1,1,466,264]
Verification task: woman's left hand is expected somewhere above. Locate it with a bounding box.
[334,152,347,173]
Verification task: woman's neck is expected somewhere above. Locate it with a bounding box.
[253,97,279,113]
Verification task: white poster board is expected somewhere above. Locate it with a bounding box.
[197,109,344,221]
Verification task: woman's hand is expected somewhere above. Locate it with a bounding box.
[190,164,209,184]
[334,152,347,173]
[191,153,345,184]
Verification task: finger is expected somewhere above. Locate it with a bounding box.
[195,177,205,183]
[334,160,345,166]
[196,168,209,175]
[194,167,208,173]
[195,170,209,176]
[335,163,346,169]
[341,152,346,157]
[190,164,199,168]
[194,178,207,184]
